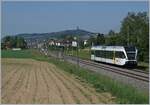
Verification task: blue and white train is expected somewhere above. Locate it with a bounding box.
[91,46,138,66]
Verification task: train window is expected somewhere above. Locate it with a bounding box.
[127,53,135,60]
[124,46,136,52]
[99,51,102,57]
[95,50,100,57]
[100,50,106,58]
[109,51,113,59]
[91,50,95,55]
[95,50,114,59]
[115,52,125,58]
[105,51,113,59]
[95,51,98,56]
[93,50,126,59]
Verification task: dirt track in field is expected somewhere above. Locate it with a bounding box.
[1,58,115,104]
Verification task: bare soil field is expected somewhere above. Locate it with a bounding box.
[1,58,115,104]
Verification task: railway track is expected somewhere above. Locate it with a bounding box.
[130,68,148,74]
[64,55,149,82]
[46,51,149,92]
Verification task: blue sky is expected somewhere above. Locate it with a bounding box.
[2,1,148,37]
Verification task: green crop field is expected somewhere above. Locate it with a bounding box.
[1,50,33,58]
[65,48,91,60]
[1,49,48,60]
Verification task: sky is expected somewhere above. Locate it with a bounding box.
[1,1,149,37]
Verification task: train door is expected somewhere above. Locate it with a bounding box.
[113,50,116,64]
[115,51,126,65]
[91,50,95,60]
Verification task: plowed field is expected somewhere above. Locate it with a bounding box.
[2,58,115,104]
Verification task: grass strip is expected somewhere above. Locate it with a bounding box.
[46,58,149,104]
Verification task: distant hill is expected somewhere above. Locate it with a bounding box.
[17,29,96,41]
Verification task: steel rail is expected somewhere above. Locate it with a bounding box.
[65,55,149,82]
[130,69,149,74]
[81,59,149,78]
[67,55,149,74]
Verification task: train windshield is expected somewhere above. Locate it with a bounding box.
[127,52,136,60]
[124,46,136,60]
[124,46,136,52]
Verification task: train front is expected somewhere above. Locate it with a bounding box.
[124,46,138,66]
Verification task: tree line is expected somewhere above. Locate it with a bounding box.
[1,36,27,49]
[87,12,148,62]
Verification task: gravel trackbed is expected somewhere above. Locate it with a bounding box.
[2,58,115,104]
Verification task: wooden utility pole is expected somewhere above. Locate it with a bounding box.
[127,25,130,46]
[77,34,79,70]
[76,26,79,70]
